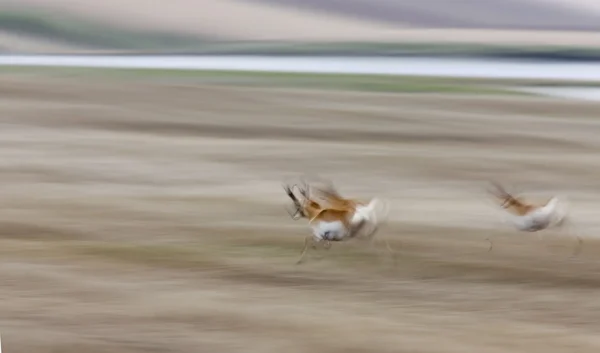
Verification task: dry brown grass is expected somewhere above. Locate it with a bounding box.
[2,73,600,352]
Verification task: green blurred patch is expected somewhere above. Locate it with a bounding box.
[181,41,600,61]
[0,10,208,50]
[0,66,526,95]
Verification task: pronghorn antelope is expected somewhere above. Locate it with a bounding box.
[486,181,582,256]
[283,177,393,264]
[298,176,389,242]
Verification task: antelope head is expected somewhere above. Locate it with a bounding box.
[283,183,305,220]
[487,181,533,216]
[283,179,326,221]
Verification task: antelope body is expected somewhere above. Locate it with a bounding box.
[283,177,393,264]
[487,181,581,255]
[306,176,389,241]
[283,183,355,264]
[505,196,565,232]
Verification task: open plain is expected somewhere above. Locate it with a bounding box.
[2,73,600,352]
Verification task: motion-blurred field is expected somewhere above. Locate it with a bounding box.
[3,72,600,352]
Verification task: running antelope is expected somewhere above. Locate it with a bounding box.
[298,176,389,242]
[283,178,393,264]
[486,181,582,256]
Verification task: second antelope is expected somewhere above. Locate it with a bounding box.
[486,181,582,256]
[283,178,393,265]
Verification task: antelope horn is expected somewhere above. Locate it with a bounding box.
[283,183,301,203]
[305,175,343,201]
[488,180,511,199]
[298,176,310,199]
[282,183,293,197]
[282,183,304,220]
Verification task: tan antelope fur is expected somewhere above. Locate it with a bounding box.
[298,176,391,245]
[283,182,355,264]
[486,181,582,256]
[283,177,394,265]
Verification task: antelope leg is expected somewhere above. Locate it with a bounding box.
[296,235,313,265]
[572,234,583,257]
[486,236,494,252]
[311,239,328,260]
[561,217,583,258]
[369,230,397,266]
[367,224,380,250]
[349,219,367,240]
[382,235,398,266]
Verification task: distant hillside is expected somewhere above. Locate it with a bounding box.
[0,10,210,53]
[250,0,600,31]
[2,0,600,53]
